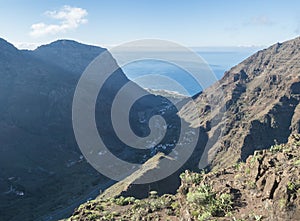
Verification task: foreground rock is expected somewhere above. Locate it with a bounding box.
[66,135,300,221]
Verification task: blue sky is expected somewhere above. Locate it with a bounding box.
[1,0,300,49]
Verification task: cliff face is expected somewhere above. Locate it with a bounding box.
[179,37,300,169]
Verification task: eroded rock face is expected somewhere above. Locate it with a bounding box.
[179,37,300,169]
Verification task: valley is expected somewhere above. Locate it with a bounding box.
[0,36,299,221]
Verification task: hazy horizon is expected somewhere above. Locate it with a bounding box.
[1,0,300,49]
[4,37,265,51]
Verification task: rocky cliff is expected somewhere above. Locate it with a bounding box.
[179,37,300,170]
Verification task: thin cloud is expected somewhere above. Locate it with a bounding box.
[248,16,275,26]
[14,42,40,50]
[295,20,300,34]
[30,5,88,37]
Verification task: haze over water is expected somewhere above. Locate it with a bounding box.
[123,47,261,96]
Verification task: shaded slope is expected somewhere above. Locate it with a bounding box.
[30,40,106,75]
[0,38,106,221]
[0,38,182,220]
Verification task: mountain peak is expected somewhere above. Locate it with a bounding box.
[0,37,18,52]
[32,39,106,74]
[35,39,104,51]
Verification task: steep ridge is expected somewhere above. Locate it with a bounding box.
[0,38,109,221]
[179,37,300,170]
[0,38,180,220]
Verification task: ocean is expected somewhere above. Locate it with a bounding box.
[122,47,262,96]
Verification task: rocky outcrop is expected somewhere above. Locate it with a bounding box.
[66,135,300,221]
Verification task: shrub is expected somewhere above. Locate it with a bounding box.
[115,196,135,206]
[198,211,212,221]
[234,162,245,170]
[86,213,100,220]
[187,184,233,219]
[270,144,284,152]
[293,159,300,166]
[247,181,256,189]
[180,170,203,185]
[187,185,214,205]
[245,168,251,175]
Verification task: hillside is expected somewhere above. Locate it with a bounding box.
[65,36,300,220]
[1,36,300,220]
[66,134,300,221]
[104,37,300,201]
[0,38,179,220]
[179,37,300,170]
[0,38,112,221]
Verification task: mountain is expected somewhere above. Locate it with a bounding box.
[1,36,300,220]
[66,134,300,221]
[65,36,300,220]
[0,38,108,221]
[0,38,180,221]
[30,40,106,75]
[179,36,300,170]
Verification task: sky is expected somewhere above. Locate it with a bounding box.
[1,0,300,49]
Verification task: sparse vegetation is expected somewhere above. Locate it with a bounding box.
[180,170,204,185]
[114,196,136,206]
[234,161,245,171]
[293,159,300,166]
[67,135,300,221]
[245,167,251,175]
[254,214,263,221]
[246,180,256,189]
[270,144,284,152]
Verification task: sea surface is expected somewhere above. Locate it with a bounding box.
[122,47,262,96]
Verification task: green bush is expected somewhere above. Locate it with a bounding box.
[114,196,135,206]
[86,213,100,220]
[270,144,284,152]
[180,171,204,185]
[187,185,214,205]
[187,184,233,219]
